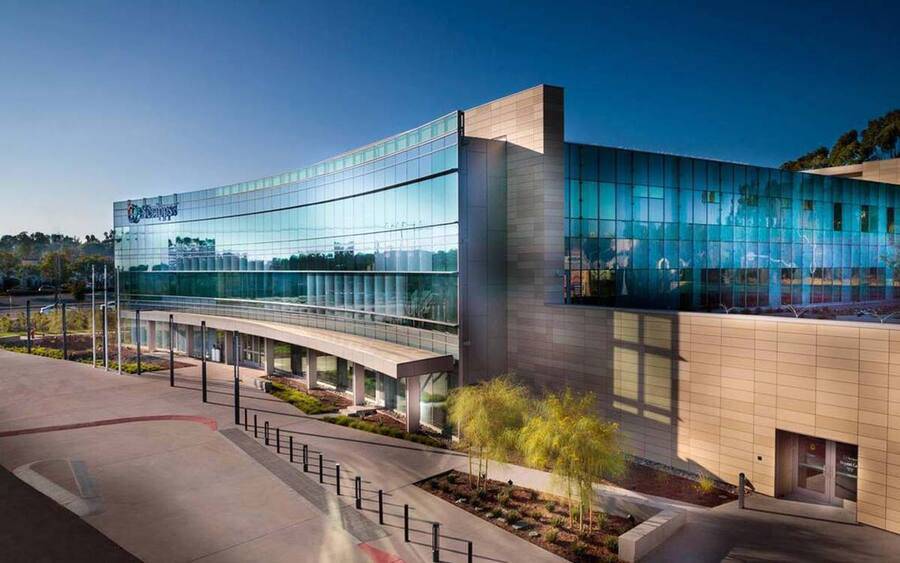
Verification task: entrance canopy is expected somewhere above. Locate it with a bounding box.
[137,310,454,379]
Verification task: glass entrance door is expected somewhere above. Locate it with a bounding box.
[797,435,828,500]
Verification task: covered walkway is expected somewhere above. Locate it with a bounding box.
[134,310,455,431]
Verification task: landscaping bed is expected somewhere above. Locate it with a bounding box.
[267,380,338,414]
[266,376,349,412]
[0,338,191,373]
[322,414,446,448]
[607,461,736,508]
[419,470,632,562]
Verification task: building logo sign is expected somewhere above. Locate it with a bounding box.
[127,199,178,223]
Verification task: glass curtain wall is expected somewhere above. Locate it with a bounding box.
[564,143,899,310]
[114,113,461,335]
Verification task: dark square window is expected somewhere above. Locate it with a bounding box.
[888,207,895,234]
[803,199,813,211]
[833,202,842,231]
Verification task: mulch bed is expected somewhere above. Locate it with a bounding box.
[27,336,192,369]
[419,470,631,562]
[607,462,736,507]
[267,376,351,411]
[361,411,405,429]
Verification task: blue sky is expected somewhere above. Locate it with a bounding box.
[1,0,897,237]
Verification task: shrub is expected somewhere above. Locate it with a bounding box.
[596,511,608,529]
[446,473,457,484]
[270,382,332,414]
[603,535,618,553]
[323,415,445,448]
[544,501,556,513]
[551,515,565,529]
[572,541,587,557]
[696,473,716,494]
[654,469,670,485]
[488,507,502,518]
[529,489,539,501]
[498,490,510,507]
[505,509,521,524]
[543,528,559,543]
[475,488,487,500]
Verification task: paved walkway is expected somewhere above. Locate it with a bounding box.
[0,349,563,563]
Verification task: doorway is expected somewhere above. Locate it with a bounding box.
[775,430,858,508]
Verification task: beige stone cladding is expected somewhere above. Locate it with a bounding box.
[809,157,900,185]
[464,84,566,390]
[529,306,900,534]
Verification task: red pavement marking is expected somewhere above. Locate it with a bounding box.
[358,543,405,563]
[0,415,218,438]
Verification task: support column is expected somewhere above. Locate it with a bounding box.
[405,375,421,433]
[306,349,318,389]
[224,330,234,365]
[375,372,385,406]
[147,321,157,352]
[264,338,275,376]
[352,362,365,406]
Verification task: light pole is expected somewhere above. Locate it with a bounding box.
[91,264,96,368]
[233,331,241,424]
[103,264,109,371]
[201,321,207,402]
[116,267,121,375]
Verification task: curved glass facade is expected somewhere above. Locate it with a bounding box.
[564,143,899,310]
[115,113,461,340]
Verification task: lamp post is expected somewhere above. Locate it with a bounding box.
[116,267,121,375]
[201,321,207,402]
[61,302,68,360]
[169,314,175,387]
[135,309,141,375]
[233,331,240,424]
[91,265,96,367]
[103,264,108,370]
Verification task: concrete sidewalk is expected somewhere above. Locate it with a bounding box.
[0,349,563,563]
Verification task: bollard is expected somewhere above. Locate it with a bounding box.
[318,453,324,483]
[264,421,270,445]
[335,464,341,495]
[276,428,281,453]
[303,444,309,472]
[355,476,362,509]
[467,540,473,563]
[432,522,440,562]
[133,308,139,374]
[289,436,294,463]
[739,472,746,509]
[378,489,384,524]
[253,414,258,438]
[243,408,248,431]
[403,504,410,542]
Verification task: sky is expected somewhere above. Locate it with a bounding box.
[0,0,898,238]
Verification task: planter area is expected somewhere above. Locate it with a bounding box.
[322,415,446,448]
[265,376,350,413]
[608,461,736,508]
[419,470,633,562]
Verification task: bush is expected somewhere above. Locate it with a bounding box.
[543,528,559,543]
[696,473,716,494]
[270,381,332,414]
[551,515,565,529]
[1,345,63,359]
[505,509,521,524]
[322,415,445,449]
[544,501,556,513]
[572,541,587,557]
[603,535,618,553]
[596,511,608,529]
[446,473,457,484]
[498,490,510,507]
[488,507,502,518]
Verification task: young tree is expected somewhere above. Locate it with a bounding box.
[520,390,623,530]
[447,375,531,489]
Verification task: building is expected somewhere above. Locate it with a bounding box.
[114,85,900,534]
[810,157,900,186]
